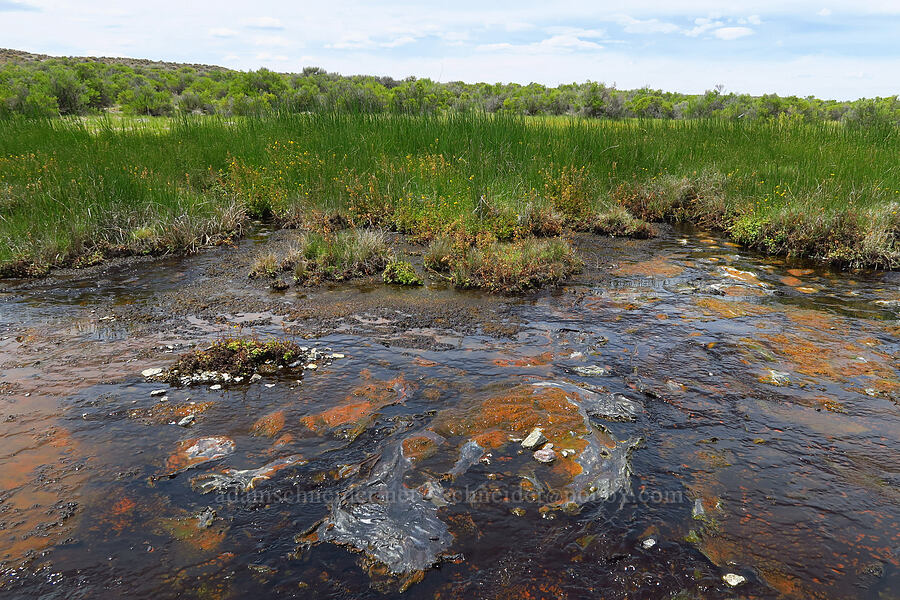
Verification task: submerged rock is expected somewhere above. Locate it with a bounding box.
[165,436,235,476]
[532,381,642,422]
[448,440,485,478]
[571,365,612,377]
[192,454,306,494]
[196,507,216,529]
[722,573,746,587]
[316,439,452,575]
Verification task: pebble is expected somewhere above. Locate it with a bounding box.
[158,396,169,403]
[209,384,222,391]
[329,353,345,359]
[177,415,195,427]
[641,538,657,549]
[521,427,548,450]
[250,374,262,383]
[722,573,746,587]
[305,363,318,370]
[692,498,705,518]
[264,383,275,388]
[141,368,163,378]
[533,448,557,463]
[149,389,167,397]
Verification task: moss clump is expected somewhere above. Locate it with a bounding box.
[167,337,306,381]
[382,259,423,286]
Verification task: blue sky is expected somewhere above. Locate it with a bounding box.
[1,0,898,99]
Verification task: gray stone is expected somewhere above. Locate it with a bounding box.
[521,427,548,450]
[142,368,163,378]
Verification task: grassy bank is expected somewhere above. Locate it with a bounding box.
[0,113,898,279]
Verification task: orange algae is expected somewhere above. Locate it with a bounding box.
[402,434,440,462]
[251,410,286,437]
[301,372,411,438]
[614,257,684,278]
[695,297,772,319]
[493,351,554,367]
[432,384,593,485]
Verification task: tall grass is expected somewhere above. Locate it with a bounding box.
[0,113,898,274]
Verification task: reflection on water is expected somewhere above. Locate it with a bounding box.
[0,226,898,599]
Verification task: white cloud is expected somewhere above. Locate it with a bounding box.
[713,26,754,40]
[253,35,292,47]
[254,52,288,61]
[243,16,283,30]
[478,34,603,54]
[380,36,417,48]
[685,17,724,37]
[545,26,607,39]
[504,21,535,32]
[208,27,238,38]
[614,15,680,34]
[818,8,833,16]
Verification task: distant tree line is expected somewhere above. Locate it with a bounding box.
[1,55,898,125]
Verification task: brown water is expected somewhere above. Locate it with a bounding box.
[0,227,898,599]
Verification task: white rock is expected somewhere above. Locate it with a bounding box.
[722,573,746,587]
[158,396,169,403]
[264,383,275,388]
[533,448,557,463]
[305,363,318,370]
[177,415,195,427]
[329,353,345,359]
[142,368,163,378]
[149,389,167,397]
[250,374,262,383]
[641,538,657,549]
[209,384,222,391]
[521,427,548,450]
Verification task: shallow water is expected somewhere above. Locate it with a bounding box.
[0,227,898,599]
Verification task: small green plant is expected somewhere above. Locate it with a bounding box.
[249,252,279,278]
[382,259,423,286]
[167,337,306,381]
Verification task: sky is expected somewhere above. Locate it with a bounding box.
[1,0,899,100]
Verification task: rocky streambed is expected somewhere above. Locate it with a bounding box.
[0,224,898,599]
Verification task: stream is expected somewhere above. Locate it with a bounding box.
[0,226,898,599]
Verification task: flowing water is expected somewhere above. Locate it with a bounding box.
[0,227,898,599]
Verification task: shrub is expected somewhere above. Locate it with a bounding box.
[382,259,423,286]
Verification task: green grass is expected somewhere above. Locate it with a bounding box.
[250,228,391,285]
[0,113,898,277]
